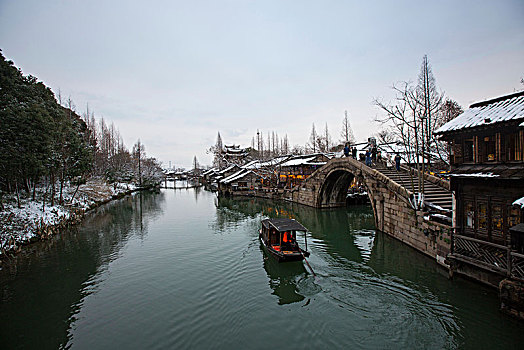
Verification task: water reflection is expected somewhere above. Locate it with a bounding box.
[0,191,165,349]
[260,246,307,305]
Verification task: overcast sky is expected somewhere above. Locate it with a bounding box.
[1,0,523,168]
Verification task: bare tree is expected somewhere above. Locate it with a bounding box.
[374,81,422,194]
[308,123,317,154]
[282,134,290,155]
[340,110,356,145]
[374,56,456,207]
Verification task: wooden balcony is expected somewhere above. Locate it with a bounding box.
[450,234,524,281]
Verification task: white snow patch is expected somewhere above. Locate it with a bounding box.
[450,173,499,178]
[513,196,524,208]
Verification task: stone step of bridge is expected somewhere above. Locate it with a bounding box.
[373,164,452,212]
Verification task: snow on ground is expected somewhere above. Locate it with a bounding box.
[0,178,142,255]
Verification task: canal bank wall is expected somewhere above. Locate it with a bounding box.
[0,178,159,260]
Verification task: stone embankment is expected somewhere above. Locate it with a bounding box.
[0,178,156,259]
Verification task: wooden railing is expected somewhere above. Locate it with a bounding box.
[452,234,524,280]
[511,252,524,279]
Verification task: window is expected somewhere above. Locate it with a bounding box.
[506,132,522,161]
[477,202,488,238]
[464,139,474,162]
[491,204,504,240]
[509,207,521,228]
[484,135,496,162]
[465,201,475,230]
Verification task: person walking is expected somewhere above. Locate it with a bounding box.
[352,147,357,159]
[395,153,401,171]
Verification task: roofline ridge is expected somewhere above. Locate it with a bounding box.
[470,90,524,108]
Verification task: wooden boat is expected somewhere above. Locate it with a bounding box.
[259,218,310,262]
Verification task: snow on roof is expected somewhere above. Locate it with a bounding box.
[449,172,500,178]
[435,91,524,134]
[246,156,290,168]
[203,168,217,176]
[218,164,240,174]
[379,143,433,163]
[242,160,260,169]
[280,156,317,167]
[225,148,246,153]
[513,196,524,208]
[221,170,256,184]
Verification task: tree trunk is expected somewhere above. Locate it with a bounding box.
[32,177,37,201]
[42,176,47,212]
[15,182,21,209]
[59,169,64,205]
[70,182,81,204]
[50,172,55,207]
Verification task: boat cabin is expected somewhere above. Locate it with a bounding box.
[260,218,310,262]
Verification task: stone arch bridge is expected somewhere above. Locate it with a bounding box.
[287,157,453,266]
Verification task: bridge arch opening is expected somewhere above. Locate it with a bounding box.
[317,169,369,208]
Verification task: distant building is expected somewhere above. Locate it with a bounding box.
[435,90,524,284]
[223,144,249,164]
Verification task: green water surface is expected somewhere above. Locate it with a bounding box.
[1,187,523,349]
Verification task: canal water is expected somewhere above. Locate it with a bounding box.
[1,187,523,349]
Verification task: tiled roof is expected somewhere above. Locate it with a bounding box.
[435,91,524,134]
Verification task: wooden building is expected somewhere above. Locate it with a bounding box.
[278,154,329,188]
[219,170,263,193]
[435,91,524,286]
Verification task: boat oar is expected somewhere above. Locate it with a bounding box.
[300,250,316,277]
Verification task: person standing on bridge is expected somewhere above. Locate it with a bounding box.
[352,147,357,159]
[365,149,372,167]
[344,143,350,157]
[395,153,401,171]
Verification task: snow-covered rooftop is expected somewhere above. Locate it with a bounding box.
[280,156,316,167]
[242,160,260,169]
[218,164,240,174]
[221,170,256,184]
[202,168,217,176]
[449,172,499,178]
[435,91,524,134]
[513,196,524,208]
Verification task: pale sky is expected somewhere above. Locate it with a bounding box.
[1,0,523,168]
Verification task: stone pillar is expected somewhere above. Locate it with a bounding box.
[500,279,524,320]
